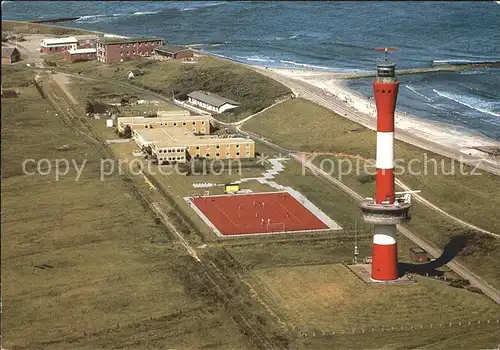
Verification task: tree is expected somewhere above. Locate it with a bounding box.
[123,125,132,139]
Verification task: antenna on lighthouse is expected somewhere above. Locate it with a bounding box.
[375,47,397,63]
[374,47,397,79]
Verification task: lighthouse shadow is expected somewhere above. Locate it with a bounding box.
[398,235,469,278]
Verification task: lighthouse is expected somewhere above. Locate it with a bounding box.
[358,48,412,282]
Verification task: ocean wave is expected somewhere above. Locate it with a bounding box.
[76,15,106,22]
[76,11,159,23]
[133,11,160,15]
[236,55,275,63]
[460,70,484,75]
[180,2,226,11]
[426,103,447,111]
[433,59,500,65]
[433,89,500,117]
[405,85,433,102]
[279,60,333,70]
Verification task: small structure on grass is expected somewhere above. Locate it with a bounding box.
[2,46,21,64]
[127,69,144,79]
[155,44,193,60]
[409,247,428,263]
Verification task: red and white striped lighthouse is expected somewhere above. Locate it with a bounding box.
[359,48,412,282]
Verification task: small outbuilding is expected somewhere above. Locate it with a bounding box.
[155,44,193,60]
[64,48,96,63]
[409,247,428,263]
[2,46,21,64]
[127,69,144,79]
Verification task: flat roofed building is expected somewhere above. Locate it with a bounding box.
[64,48,97,62]
[187,91,240,114]
[187,137,255,160]
[155,44,193,60]
[73,34,99,48]
[117,114,211,134]
[133,126,195,148]
[40,36,78,53]
[156,110,191,118]
[96,37,164,64]
[133,126,255,163]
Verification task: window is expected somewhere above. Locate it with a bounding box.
[206,153,210,157]
[216,145,220,149]
[201,128,205,133]
[196,146,200,150]
[192,121,196,125]
[246,144,250,148]
[168,149,171,153]
[201,121,205,125]
[120,44,123,48]
[182,122,186,126]
[236,152,240,156]
[173,122,177,126]
[246,151,250,156]
[236,144,240,148]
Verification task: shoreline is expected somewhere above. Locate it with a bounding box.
[256,67,499,151]
[5,19,498,158]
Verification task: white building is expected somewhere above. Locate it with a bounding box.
[187,91,240,114]
[40,37,78,53]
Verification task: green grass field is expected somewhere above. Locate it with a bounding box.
[243,98,500,233]
[251,264,500,347]
[83,55,291,122]
[243,98,500,288]
[5,21,499,349]
[1,70,252,349]
[2,19,92,36]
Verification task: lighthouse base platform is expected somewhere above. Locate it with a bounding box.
[346,263,416,284]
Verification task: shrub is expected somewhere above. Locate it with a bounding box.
[357,174,376,184]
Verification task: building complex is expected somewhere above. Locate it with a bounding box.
[117,114,254,163]
[117,113,210,135]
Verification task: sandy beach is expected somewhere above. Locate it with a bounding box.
[260,67,500,154]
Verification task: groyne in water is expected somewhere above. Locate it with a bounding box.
[31,17,80,24]
[344,62,500,79]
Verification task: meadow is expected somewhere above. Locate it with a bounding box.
[1,67,252,349]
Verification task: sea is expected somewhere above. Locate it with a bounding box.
[3,1,500,140]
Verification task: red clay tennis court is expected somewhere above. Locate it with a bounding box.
[190,192,329,236]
